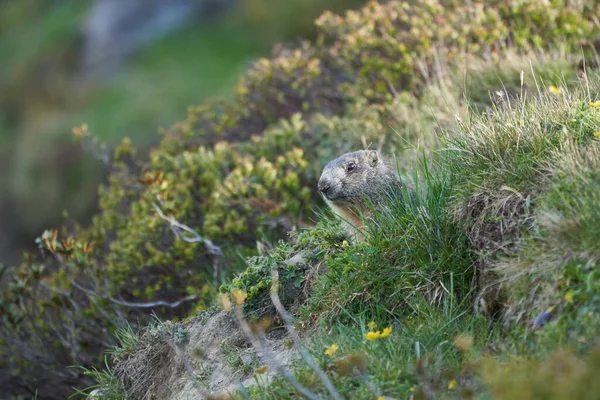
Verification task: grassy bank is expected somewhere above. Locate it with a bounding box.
[3,0,600,398]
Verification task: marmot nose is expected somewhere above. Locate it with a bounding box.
[318,179,331,194]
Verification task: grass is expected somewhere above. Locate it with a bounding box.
[300,162,473,325]
[74,49,600,399]
[445,80,600,201]
[240,59,600,398]
[248,299,495,399]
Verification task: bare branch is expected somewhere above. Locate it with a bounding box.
[383,77,398,99]
[270,268,343,400]
[152,203,223,257]
[71,280,197,309]
[165,338,206,398]
[232,306,320,400]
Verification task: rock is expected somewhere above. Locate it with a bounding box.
[80,0,234,74]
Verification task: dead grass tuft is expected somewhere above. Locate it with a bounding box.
[113,330,185,400]
[457,190,535,317]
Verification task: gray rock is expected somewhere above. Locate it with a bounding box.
[81,0,234,74]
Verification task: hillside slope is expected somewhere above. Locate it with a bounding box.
[2,0,600,398]
[93,64,600,399]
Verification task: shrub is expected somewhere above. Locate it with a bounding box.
[2,0,600,397]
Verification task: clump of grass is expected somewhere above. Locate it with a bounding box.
[73,362,125,400]
[492,140,600,331]
[109,318,191,400]
[541,142,600,259]
[463,49,582,110]
[442,73,600,318]
[444,77,600,200]
[303,160,474,325]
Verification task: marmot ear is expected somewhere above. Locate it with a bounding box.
[368,150,379,166]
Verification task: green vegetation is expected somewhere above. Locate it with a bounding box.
[2,0,600,398]
[238,76,600,400]
[0,0,364,265]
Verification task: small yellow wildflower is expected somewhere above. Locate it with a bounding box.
[594,132,600,138]
[379,326,392,338]
[589,100,600,107]
[255,365,268,374]
[448,379,457,390]
[410,387,415,392]
[367,321,378,331]
[365,331,381,340]
[341,240,350,248]
[325,344,340,356]
[548,85,561,96]
[377,397,385,400]
[232,289,247,306]
[365,327,392,340]
[564,291,575,303]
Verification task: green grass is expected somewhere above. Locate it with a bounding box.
[248,299,495,399]
[238,64,600,399]
[56,39,600,400]
[300,164,473,325]
[444,82,600,200]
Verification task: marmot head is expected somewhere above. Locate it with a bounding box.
[317,150,391,206]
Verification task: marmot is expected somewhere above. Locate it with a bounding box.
[317,150,412,241]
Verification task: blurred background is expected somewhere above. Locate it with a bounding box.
[0,0,364,265]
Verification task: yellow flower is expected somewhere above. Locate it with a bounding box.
[377,397,385,400]
[548,85,561,96]
[589,100,600,107]
[410,387,415,392]
[341,240,349,248]
[325,344,340,356]
[564,291,574,303]
[365,331,381,340]
[232,289,247,306]
[367,321,378,331]
[448,379,457,390]
[365,326,392,340]
[255,365,268,374]
[379,326,392,338]
[594,132,600,138]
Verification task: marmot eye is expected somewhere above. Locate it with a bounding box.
[346,162,356,172]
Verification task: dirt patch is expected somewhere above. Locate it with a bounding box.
[105,250,325,399]
[111,310,297,400]
[457,190,535,318]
